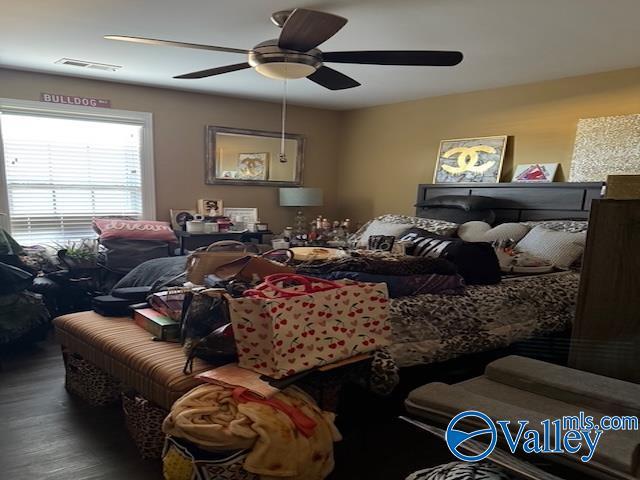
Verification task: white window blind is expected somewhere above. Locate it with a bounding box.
[1,113,144,244]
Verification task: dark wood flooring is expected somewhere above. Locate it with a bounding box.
[1,334,590,480]
[0,338,162,479]
[0,336,451,480]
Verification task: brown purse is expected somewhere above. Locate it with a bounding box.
[185,240,258,285]
[212,249,294,282]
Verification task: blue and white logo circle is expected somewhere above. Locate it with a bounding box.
[445,410,497,462]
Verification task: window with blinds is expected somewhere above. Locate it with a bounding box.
[1,113,144,244]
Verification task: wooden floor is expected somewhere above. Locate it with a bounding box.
[0,336,450,480]
[0,338,162,480]
[0,335,591,480]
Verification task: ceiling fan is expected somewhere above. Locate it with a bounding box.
[105,8,463,90]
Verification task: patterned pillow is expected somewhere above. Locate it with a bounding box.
[521,220,588,233]
[352,220,414,247]
[349,214,458,247]
[516,226,586,269]
[93,218,177,242]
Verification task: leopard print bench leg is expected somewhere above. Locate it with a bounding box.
[61,346,121,406]
[122,391,169,459]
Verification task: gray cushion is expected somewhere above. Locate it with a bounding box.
[486,355,640,417]
[405,356,640,477]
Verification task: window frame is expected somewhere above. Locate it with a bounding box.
[0,98,156,239]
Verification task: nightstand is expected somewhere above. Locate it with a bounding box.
[174,230,272,255]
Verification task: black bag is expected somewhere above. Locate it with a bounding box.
[399,227,501,285]
[92,295,139,316]
[182,323,237,374]
[99,238,171,274]
[180,288,236,373]
[0,262,34,294]
[111,286,153,302]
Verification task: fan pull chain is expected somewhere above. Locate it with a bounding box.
[279,66,288,163]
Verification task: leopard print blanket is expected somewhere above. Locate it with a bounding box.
[388,271,579,368]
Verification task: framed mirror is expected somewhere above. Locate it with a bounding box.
[205,126,305,186]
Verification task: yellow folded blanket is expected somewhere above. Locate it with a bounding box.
[163,384,341,480]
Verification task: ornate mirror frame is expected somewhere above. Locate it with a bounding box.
[205,125,305,186]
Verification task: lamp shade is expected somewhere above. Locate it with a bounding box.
[279,188,323,207]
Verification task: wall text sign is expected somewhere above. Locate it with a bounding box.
[40,93,111,108]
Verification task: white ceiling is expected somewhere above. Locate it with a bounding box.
[1,0,640,110]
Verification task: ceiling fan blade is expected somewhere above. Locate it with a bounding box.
[323,50,464,66]
[278,9,347,52]
[307,66,360,90]
[104,35,249,54]
[174,63,251,79]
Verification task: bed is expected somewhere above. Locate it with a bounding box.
[389,270,579,367]
[384,181,602,368]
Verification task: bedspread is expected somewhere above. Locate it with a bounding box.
[388,271,579,368]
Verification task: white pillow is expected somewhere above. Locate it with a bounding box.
[458,221,530,243]
[516,226,586,269]
[355,220,413,247]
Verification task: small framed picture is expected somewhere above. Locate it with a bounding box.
[434,136,507,184]
[512,163,559,182]
[238,153,269,180]
[223,207,259,224]
[169,209,196,230]
[197,199,224,216]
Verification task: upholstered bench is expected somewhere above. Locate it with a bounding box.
[53,311,213,457]
[54,310,377,459]
[405,356,640,479]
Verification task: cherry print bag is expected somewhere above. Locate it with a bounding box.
[227,273,391,379]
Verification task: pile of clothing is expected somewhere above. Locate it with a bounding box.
[162,384,341,480]
[295,250,466,298]
[0,229,50,347]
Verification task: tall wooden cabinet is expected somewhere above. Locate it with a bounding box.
[569,199,640,383]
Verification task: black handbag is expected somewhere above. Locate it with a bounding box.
[180,288,237,373]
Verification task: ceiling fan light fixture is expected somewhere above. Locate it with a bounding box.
[254,62,316,80]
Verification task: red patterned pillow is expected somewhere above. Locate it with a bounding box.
[93,219,176,242]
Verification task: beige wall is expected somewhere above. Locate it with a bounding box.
[336,67,640,223]
[0,68,342,233]
[3,66,640,231]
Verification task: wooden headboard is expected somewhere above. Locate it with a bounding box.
[416,182,604,223]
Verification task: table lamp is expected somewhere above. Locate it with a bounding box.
[279,187,323,234]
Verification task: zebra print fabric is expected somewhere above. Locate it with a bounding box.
[406,461,512,480]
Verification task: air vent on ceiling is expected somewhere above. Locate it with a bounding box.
[55,58,122,71]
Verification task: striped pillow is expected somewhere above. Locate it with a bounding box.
[516,226,586,269]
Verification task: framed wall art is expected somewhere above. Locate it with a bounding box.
[237,152,269,180]
[223,207,258,224]
[512,163,559,182]
[570,114,640,182]
[433,135,507,184]
[197,198,224,216]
